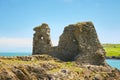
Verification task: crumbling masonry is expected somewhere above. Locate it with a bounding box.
[32,22,106,65]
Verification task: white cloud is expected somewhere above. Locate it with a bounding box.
[0,37,32,52]
[0,37,32,47]
[0,37,58,52]
[52,40,59,46]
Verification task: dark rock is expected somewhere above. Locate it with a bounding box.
[61,69,68,74]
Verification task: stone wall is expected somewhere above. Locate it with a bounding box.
[32,23,52,55]
[32,22,106,65]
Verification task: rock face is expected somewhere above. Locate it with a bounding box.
[57,24,79,61]
[32,22,106,65]
[57,22,105,65]
[32,23,52,55]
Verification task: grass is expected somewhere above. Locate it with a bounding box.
[103,44,120,57]
[47,61,83,74]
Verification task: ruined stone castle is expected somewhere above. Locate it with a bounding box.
[32,22,106,65]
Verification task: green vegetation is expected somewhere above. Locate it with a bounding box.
[103,44,120,57]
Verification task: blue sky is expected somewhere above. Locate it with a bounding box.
[0,0,120,52]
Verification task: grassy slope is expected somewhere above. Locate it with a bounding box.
[103,44,120,57]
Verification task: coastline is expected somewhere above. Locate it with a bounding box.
[106,56,120,60]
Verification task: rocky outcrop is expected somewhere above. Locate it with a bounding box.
[0,55,120,80]
[32,22,106,65]
[32,23,52,55]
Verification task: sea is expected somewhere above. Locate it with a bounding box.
[0,52,120,70]
[106,59,120,70]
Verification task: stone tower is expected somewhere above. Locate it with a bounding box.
[32,23,52,55]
